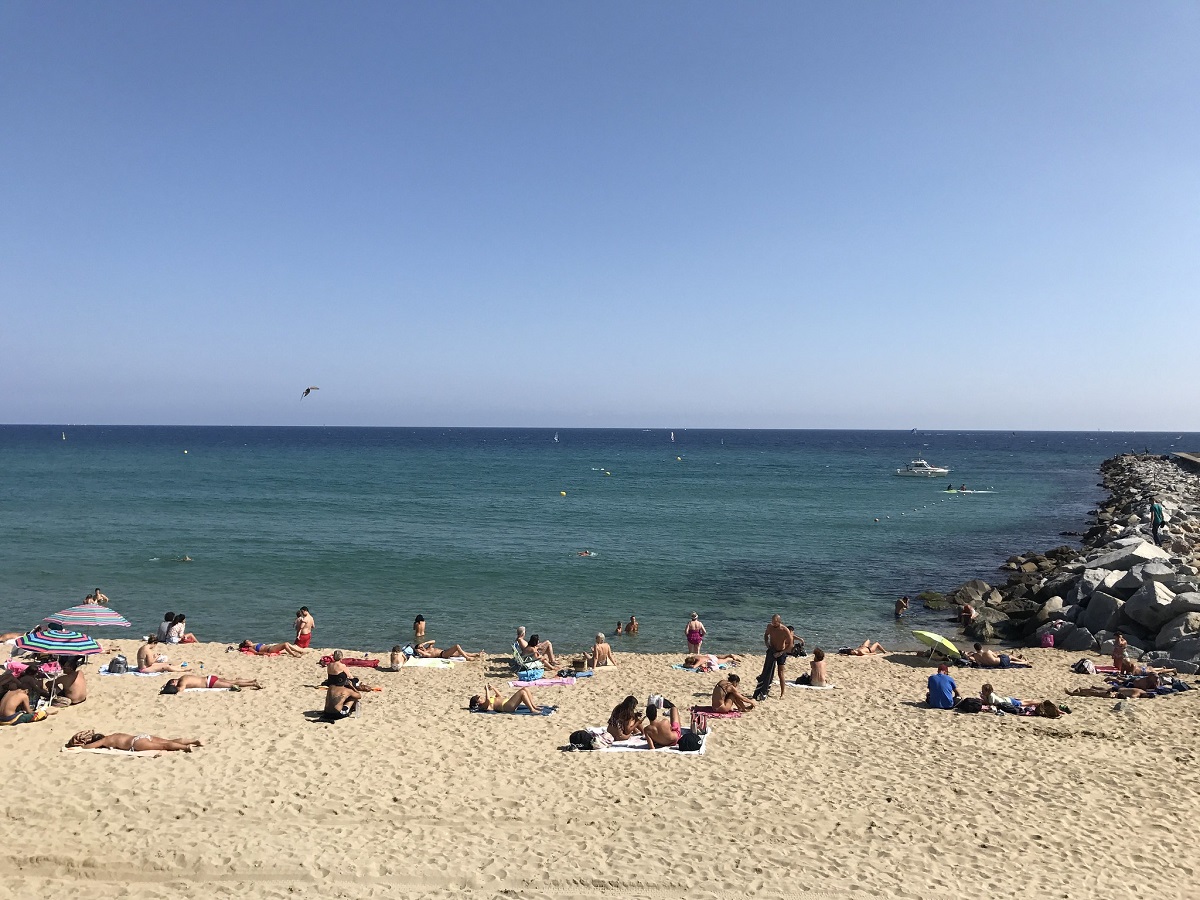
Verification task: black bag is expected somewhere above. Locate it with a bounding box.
[677,732,703,752]
[957,697,983,713]
[569,729,595,750]
[108,654,128,675]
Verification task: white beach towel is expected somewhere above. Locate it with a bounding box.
[183,687,233,692]
[99,667,163,676]
[789,682,837,690]
[585,726,709,755]
[61,746,163,758]
[402,658,458,668]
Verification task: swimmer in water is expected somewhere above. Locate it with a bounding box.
[578,550,596,557]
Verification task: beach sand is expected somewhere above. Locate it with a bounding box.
[2,640,1198,899]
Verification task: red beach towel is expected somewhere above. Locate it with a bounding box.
[690,706,743,719]
[317,655,379,668]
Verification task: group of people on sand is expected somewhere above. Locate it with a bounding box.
[925,664,1066,717]
[154,611,199,644]
[605,694,685,749]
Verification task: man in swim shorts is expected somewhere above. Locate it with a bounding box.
[137,639,186,673]
[295,606,315,649]
[642,699,681,749]
[753,615,794,700]
[161,674,263,693]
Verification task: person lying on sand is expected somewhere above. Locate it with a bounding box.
[322,683,362,720]
[137,639,186,673]
[607,695,644,740]
[711,674,755,712]
[414,640,483,660]
[469,683,541,714]
[1119,659,1176,677]
[587,633,616,668]
[642,699,681,749]
[51,657,87,707]
[1068,685,1151,699]
[967,644,1026,667]
[161,674,263,693]
[682,653,741,671]
[66,729,202,752]
[841,640,887,656]
[980,685,1065,717]
[238,640,306,658]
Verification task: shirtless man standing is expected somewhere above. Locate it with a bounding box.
[711,674,755,712]
[753,615,794,700]
[295,607,315,649]
[642,699,681,749]
[137,639,185,673]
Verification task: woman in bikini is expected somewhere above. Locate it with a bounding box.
[710,674,755,712]
[65,729,202,752]
[606,695,643,740]
[468,683,542,714]
[683,653,741,671]
[238,640,306,657]
[414,640,484,660]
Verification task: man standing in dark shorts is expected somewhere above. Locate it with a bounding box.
[753,614,794,701]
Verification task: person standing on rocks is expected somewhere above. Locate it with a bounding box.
[1150,497,1166,546]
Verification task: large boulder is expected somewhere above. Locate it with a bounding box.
[952,579,992,606]
[1035,573,1079,603]
[1079,591,1123,634]
[1033,596,1066,625]
[997,598,1040,619]
[1165,592,1200,619]
[1123,581,1178,630]
[1167,636,1200,661]
[1066,568,1112,605]
[1140,561,1178,583]
[1059,626,1097,652]
[965,608,1012,642]
[1155,612,1200,650]
[1085,541,1171,571]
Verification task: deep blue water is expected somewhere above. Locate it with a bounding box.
[2,426,1194,654]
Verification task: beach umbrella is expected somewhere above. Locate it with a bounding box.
[46,605,131,628]
[911,630,962,660]
[14,628,102,657]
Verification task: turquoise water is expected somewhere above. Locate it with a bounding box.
[2,427,1194,653]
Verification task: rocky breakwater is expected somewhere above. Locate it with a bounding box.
[919,453,1200,672]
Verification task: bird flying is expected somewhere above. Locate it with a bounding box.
[301,386,319,399]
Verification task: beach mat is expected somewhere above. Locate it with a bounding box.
[183,687,233,692]
[690,706,743,719]
[788,682,838,690]
[62,746,163,758]
[507,677,576,688]
[470,706,557,716]
[585,726,708,755]
[317,656,379,668]
[672,663,728,672]
[99,667,162,676]
[403,658,457,668]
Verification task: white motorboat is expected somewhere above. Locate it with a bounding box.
[894,459,950,477]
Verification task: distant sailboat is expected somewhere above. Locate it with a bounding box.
[670,431,675,443]
[62,432,66,441]
[553,432,559,443]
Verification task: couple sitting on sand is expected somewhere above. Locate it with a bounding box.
[606,695,684,749]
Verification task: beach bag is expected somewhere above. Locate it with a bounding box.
[569,729,595,749]
[108,654,128,675]
[1040,633,1055,649]
[678,732,703,752]
[518,668,544,682]
[1071,658,1096,675]
[957,697,983,714]
[690,709,709,735]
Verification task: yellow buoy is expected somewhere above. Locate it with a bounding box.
[676,456,682,461]
[560,491,566,496]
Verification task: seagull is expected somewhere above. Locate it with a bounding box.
[301,386,319,399]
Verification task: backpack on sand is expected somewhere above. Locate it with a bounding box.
[107,654,128,675]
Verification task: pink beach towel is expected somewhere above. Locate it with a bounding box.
[507,677,576,688]
[690,706,743,719]
[239,648,281,657]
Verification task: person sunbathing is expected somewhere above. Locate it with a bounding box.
[0,687,48,725]
[980,685,1063,716]
[238,639,306,657]
[1068,685,1151,699]
[841,640,887,656]
[797,647,828,686]
[711,674,755,712]
[322,683,362,720]
[642,700,681,749]
[587,632,617,667]
[516,628,559,667]
[161,674,263,693]
[52,657,87,707]
[414,640,483,660]
[468,683,541,714]
[967,643,1025,667]
[682,653,741,671]
[607,695,643,740]
[1119,659,1176,676]
[66,729,202,752]
[137,639,186,673]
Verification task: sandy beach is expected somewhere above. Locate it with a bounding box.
[1,639,1198,900]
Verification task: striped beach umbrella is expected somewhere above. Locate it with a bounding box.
[46,605,131,628]
[14,628,103,656]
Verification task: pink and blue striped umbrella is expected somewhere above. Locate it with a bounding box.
[46,605,131,628]
[15,628,103,656]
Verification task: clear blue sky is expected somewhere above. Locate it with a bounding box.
[2,2,1196,429]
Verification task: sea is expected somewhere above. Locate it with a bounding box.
[2,426,1195,655]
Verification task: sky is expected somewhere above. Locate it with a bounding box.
[2,2,1197,429]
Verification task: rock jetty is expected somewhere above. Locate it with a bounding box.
[923,453,1200,672]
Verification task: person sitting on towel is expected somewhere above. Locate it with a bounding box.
[796,648,828,686]
[52,657,88,707]
[137,638,186,673]
[322,682,362,720]
[710,674,755,712]
[161,673,263,693]
[468,683,542,714]
[607,695,643,740]
[642,698,681,749]
[586,632,617,668]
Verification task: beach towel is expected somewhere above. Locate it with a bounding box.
[183,687,234,692]
[317,656,380,668]
[584,726,708,755]
[690,706,742,719]
[788,682,838,690]
[507,677,576,688]
[1093,665,1121,674]
[61,746,163,758]
[671,663,728,672]
[402,658,456,668]
[239,648,281,656]
[99,667,163,676]
[470,705,557,716]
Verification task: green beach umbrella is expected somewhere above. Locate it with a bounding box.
[911,630,962,660]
